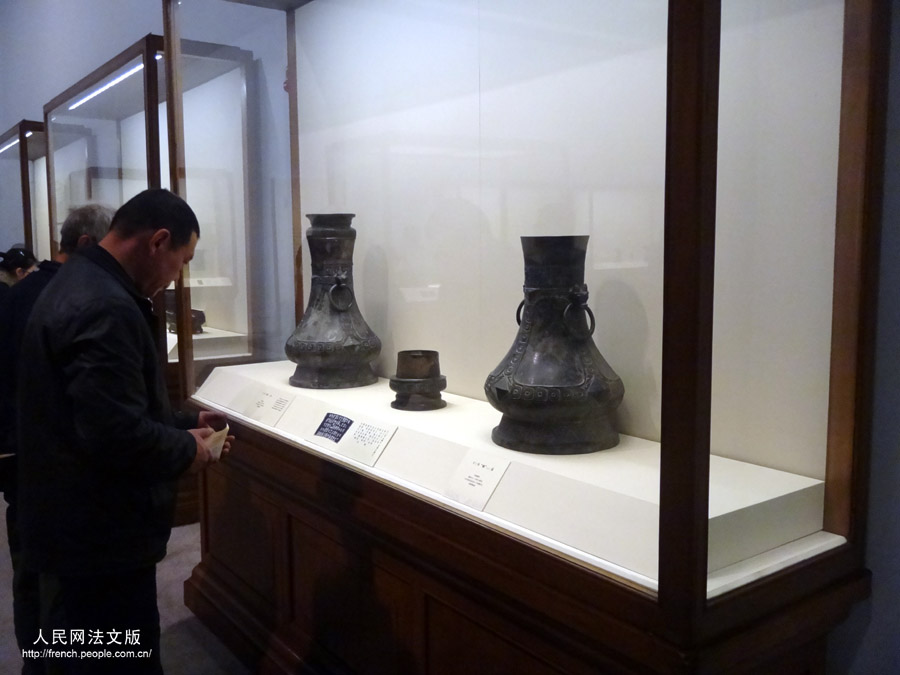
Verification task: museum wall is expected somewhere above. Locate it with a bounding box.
[294,0,842,479]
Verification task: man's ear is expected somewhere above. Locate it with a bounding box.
[148,228,171,252]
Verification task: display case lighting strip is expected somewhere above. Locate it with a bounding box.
[0,131,34,156]
[0,138,20,155]
[68,54,163,111]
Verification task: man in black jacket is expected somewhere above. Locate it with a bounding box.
[17,189,228,675]
[0,203,114,675]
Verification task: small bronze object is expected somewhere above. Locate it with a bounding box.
[285,213,382,388]
[164,288,206,334]
[484,235,624,454]
[390,350,447,411]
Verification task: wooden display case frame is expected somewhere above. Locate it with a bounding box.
[171,0,890,672]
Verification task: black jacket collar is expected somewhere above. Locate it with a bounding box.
[77,244,151,309]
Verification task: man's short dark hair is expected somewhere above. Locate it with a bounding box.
[59,204,115,255]
[110,189,200,248]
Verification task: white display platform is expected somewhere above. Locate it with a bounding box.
[167,326,251,362]
[192,361,845,597]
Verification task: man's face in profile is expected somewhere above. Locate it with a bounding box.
[141,229,198,298]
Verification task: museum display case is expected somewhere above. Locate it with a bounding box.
[175,0,889,672]
[161,0,302,396]
[43,33,255,393]
[0,120,50,259]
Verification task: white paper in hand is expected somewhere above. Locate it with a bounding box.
[207,424,230,460]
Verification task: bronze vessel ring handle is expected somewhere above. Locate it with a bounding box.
[328,280,355,312]
[563,302,595,337]
[516,299,595,337]
[515,300,525,326]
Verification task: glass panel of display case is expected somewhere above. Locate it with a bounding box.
[0,123,50,260]
[296,0,667,430]
[46,51,160,247]
[707,0,846,593]
[284,0,669,589]
[0,126,27,247]
[161,48,254,369]
[173,1,294,384]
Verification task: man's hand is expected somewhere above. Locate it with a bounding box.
[198,410,228,431]
[198,411,234,460]
[187,427,215,473]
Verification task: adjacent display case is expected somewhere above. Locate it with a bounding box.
[43,33,255,390]
[172,0,889,672]
[0,120,50,258]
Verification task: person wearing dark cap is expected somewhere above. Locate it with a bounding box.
[0,247,37,302]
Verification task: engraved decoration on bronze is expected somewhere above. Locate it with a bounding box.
[390,350,447,411]
[285,213,382,388]
[484,235,624,454]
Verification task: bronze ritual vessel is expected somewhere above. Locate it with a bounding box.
[285,213,381,388]
[484,235,623,454]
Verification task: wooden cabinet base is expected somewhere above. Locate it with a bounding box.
[172,472,199,526]
[185,423,867,674]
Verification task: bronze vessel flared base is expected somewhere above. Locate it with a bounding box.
[491,412,619,455]
[389,350,447,411]
[391,392,447,411]
[289,363,377,389]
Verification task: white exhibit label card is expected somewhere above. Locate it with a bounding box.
[445,450,511,511]
[311,411,397,466]
[228,386,295,427]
